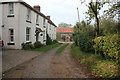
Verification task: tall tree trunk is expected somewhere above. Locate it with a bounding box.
[95,14,99,37]
[89,0,99,37]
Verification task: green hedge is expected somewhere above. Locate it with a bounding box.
[93,34,119,62]
[34,41,43,48]
[21,42,34,50]
[46,34,53,45]
[73,33,94,52]
[52,40,58,44]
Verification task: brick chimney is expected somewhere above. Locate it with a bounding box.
[33,5,40,12]
[47,16,50,19]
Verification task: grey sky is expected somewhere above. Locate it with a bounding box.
[23,0,108,26]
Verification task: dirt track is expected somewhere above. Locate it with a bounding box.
[3,43,92,78]
[49,43,92,78]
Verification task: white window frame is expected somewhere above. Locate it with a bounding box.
[43,18,45,26]
[27,9,31,21]
[9,29,14,43]
[9,3,14,15]
[43,31,45,40]
[26,28,30,41]
[36,14,39,24]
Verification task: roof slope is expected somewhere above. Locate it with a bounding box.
[56,28,73,33]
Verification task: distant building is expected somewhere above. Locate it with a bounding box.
[0,0,57,49]
[56,28,73,42]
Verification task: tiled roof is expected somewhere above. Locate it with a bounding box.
[56,28,73,33]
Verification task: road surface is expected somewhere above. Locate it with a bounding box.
[3,43,92,78]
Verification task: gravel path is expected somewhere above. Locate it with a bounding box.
[3,44,64,78]
[49,43,91,78]
[2,50,43,73]
[3,43,92,78]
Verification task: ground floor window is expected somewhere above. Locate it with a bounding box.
[9,29,14,42]
[26,28,30,41]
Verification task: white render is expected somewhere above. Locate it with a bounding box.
[47,22,56,41]
[0,4,2,39]
[0,1,56,49]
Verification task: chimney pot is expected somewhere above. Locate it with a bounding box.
[47,16,50,19]
[33,5,40,12]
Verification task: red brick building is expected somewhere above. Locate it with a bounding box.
[56,28,73,42]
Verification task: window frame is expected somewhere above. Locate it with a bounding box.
[9,29,14,43]
[26,9,31,21]
[26,28,30,41]
[43,18,45,26]
[9,3,14,15]
[36,14,39,24]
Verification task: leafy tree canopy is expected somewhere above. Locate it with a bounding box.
[58,22,72,28]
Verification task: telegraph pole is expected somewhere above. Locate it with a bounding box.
[77,7,80,23]
[77,7,81,31]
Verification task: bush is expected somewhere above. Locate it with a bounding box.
[93,34,119,62]
[46,34,53,45]
[52,40,58,44]
[71,44,118,78]
[75,33,94,52]
[61,36,65,41]
[34,41,43,48]
[21,42,34,50]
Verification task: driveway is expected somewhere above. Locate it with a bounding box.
[2,50,43,73]
[3,44,64,78]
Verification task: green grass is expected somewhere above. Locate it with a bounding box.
[32,43,62,52]
[56,43,69,54]
[71,44,118,78]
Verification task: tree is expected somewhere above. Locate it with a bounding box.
[85,0,105,37]
[58,22,72,28]
[99,16,118,35]
[104,1,120,18]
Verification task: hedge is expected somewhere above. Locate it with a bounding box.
[93,34,119,62]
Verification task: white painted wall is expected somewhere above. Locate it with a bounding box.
[0,4,2,39]
[2,3,20,49]
[47,22,56,41]
[1,1,56,49]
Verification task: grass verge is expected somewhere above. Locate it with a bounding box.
[71,43,118,78]
[56,43,69,54]
[32,43,62,52]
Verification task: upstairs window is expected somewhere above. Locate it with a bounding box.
[9,3,14,14]
[43,18,45,25]
[9,29,14,42]
[27,9,31,21]
[43,31,45,40]
[36,14,39,24]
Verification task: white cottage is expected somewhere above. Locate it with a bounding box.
[0,0,57,49]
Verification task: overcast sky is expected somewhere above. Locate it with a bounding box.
[23,0,108,26]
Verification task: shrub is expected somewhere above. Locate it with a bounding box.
[93,34,119,62]
[21,42,34,50]
[61,36,65,41]
[77,33,94,52]
[46,34,53,45]
[34,41,43,48]
[52,40,58,44]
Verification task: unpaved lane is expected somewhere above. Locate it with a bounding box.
[3,44,65,78]
[49,43,91,78]
[3,43,92,78]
